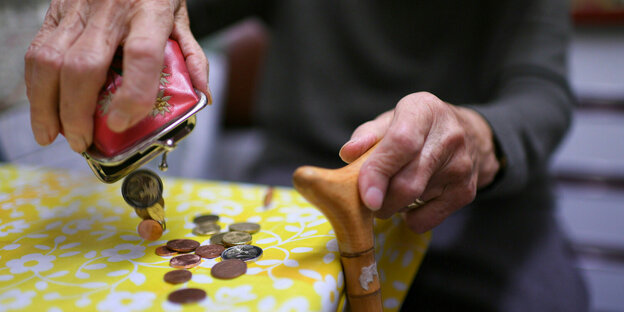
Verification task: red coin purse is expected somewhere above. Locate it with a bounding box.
[83,39,207,183]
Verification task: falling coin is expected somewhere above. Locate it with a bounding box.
[263,186,274,209]
[170,254,201,269]
[211,259,247,279]
[192,223,221,236]
[168,288,206,304]
[193,214,219,224]
[222,231,252,247]
[221,245,263,262]
[122,169,163,208]
[155,245,178,257]
[164,269,192,284]
[137,219,163,241]
[167,239,200,252]
[229,222,261,234]
[146,198,166,230]
[210,232,226,246]
[134,207,150,220]
[195,244,225,259]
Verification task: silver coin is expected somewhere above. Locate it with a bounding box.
[192,223,221,236]
[221,245,263,262]
[122,169,163,208]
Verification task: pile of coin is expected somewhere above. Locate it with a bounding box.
[153,217,265,305]
[121,169,166,241]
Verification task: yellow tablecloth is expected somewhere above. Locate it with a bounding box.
[0,165,429,311]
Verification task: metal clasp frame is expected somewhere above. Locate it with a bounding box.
[82,91,207,183]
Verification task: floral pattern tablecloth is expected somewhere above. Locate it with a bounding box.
[0,165,430,311]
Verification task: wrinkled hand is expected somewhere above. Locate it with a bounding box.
[25,0,210,153]
[339,92,500,233]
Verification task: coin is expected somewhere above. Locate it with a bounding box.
[137,219,163,241]
[210,232,226,246]
[222,231,252,247]
[167,288,206,304]
[122,169,163,208]
[163,269,192,284]
[211,259,247,279]
[195,244,225,259]
[221,245,263,262]
[192,223,220,236]
[169,254,201,269]
[263,186,274,209]
[134,207,150,219]
[155,245,178,257]
[146,200,166,230]
[167,239,200,252]
[229,222,261,234]
[193,214,219,224]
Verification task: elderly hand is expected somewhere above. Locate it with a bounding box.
[339,92,500,233]
[25,0,210,153]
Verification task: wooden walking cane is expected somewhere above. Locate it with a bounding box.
[292,146,382,311]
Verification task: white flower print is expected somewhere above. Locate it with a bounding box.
[96,291,155,312]
[279,206,322,223]
[62,219,94,234]
[0,289,36,311]
[313,273,343,311]
[0,219,29,237]
[101,244,145,262]
[6,253,56,274]
[198,285,257,311]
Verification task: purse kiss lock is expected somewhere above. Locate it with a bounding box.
[82,39,208,183]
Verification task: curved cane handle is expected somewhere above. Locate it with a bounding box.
[293,146,381,312]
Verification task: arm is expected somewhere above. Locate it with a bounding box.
[340,0,573,232]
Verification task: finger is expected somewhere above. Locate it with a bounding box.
[59,3,126,152]
[358,99,432,211]
[339,111,393,163]
[27,10,86,146]
[107,4,174,133]
[403,179,475,233]
[170,3,210,101]
[375,134,454,219]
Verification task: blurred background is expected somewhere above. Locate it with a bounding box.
[0,1,622,310]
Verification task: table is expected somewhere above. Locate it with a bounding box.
[0,165,430,311]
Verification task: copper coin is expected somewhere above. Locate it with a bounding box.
[170,254,201,269]
[137,219,163,241]
[167,239,200,252]
[211,259,247,279]
[195,244,225,259]
[167,288,206,304]
[163,269,192,284]
[155,245,178,257]
[122,169,163,208]
[210,232,226,246]
[193,214,219,224]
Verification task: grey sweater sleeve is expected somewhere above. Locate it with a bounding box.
[467,0,575,199]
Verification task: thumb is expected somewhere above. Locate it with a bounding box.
[339,110,393,163]
[357,136,416,211]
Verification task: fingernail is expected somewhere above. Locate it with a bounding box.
[363,187,384,211]
[65,134,86,152]
[32,125,50,145]
[340,138,358,152]
[206,84,213,105]
[107,110,131,133]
